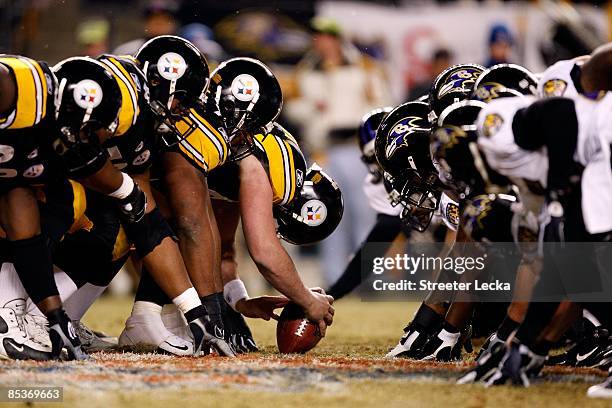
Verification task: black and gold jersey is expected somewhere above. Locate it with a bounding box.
[39,179,130,263]
[208,123,306,206]
[0,56,58,192]
[0,55,55,130]
[173,106,229,173]
[252,124,306,206]
[97,54,154,174]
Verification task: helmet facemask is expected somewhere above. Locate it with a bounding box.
[215,84,262,162]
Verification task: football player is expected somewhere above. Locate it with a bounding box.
[202,123,341,351]
[51,52,235,357]
[465,67,612,389]
[325,107,410,301]
[118,47,309,355]
[0,54,138,360]
[382,64,486,359]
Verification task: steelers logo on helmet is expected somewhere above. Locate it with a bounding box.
[157,52,187,81]
[73,79,104,110]
[231,74,260,102]
[300,199,328,227]
[482,113,504,138]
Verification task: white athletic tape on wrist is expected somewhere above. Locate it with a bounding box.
[108,173,135,199]
[224,279,249,312]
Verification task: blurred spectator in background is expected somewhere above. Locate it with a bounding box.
[76,18,110,56]
[406,47,452,101]
[180,23,227,65]
[485,23,514,67]
[114,0,178,55]
[285,17,390,285]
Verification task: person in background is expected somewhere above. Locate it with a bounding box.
[407,48,453,101]
[113,0,178,55]
[485,23,514,67]
[76,18,110,56]
[179,23,227,65]
[284,17,391,285]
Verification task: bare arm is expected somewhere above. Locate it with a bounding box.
[238,155,333,329]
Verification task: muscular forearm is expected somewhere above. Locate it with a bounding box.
[79,160,125,195]
[250,243,313,308]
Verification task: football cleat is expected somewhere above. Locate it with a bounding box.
[0,308,52,360]
[486,343,546,387]
[119,312,194,356]
[22,313,52,351]
[189,316,235,357]
[4,299,52,352]
[587,369,612,398]
[547,326,609,367]
[419,328,461,362]
[161,304,193,341]
[457,341,507,384]
[386,322,431,359]
[73,321,117,352]
[47,309,88,361]
[223,306,258,353]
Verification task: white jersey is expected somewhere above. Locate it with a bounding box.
[537,58,584,98]
[578,95,612,233]
[476,96,548,189]
[362,174,402,216]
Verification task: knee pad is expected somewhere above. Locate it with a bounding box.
[124,207,175,258]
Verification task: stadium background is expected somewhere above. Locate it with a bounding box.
[1,0,610,297]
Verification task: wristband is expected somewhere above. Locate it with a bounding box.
[108,173,135,199]
[223,279,249,312]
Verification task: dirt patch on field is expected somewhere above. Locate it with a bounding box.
[0,352,605,392]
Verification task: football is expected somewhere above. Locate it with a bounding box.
[276,302,322,354]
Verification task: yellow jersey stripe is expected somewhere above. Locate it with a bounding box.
[198,113,228,161]
[112,225,131,260]
[259,134,287,205]
[176,109,230,173]
[282,139,297,204]
[26,58,47,123]
[67,180,90,233]
[100,58,138,135]
[0,57,37,128]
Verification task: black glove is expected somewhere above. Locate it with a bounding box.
[116,182,147,223]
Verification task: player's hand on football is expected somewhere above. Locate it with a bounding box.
[235,296,289,321]
[303,288,335,337]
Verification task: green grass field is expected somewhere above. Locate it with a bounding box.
[0,296,609,408]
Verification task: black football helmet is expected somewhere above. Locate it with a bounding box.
[135,35,210,148]
[471,64,538,102]
[53,57,121,146]
[432,100,510,200]
[374,100,440,231]
[275,164,343,245]
[375,102,438,210]
[209,57,283,161]
[358,106,392,181]
[429,63,485,119]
